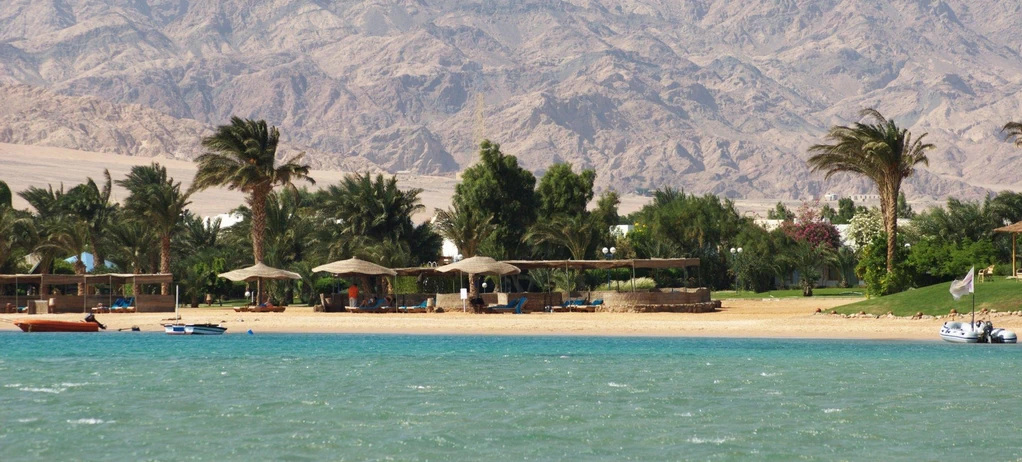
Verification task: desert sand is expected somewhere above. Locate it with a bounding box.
[5,297,1016,341]
[0,143,654,220]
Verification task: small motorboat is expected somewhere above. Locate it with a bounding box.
[940,321,1017,344]
[164,323,227,335]
[15,314,107,333]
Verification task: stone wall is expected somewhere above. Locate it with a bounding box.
[435,292,497,311]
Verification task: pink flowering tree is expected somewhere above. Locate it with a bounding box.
[779,201,840,296]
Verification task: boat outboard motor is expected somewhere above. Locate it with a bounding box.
[84,313,107,330]
[982,321,994,342]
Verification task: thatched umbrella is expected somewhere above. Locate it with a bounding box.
[994,221,1022,278]
[219,262,301,305]
[313,257,398,301]
[312,257,397,277]
[435,256,520,300]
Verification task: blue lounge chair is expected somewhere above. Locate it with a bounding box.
[491,297,527,314]
[354,297,388,312]
[398,300,428,313]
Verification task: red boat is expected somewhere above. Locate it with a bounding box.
[15,315,106,333]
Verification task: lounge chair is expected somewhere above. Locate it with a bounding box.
[111,297,136,313]
[491,297,527,314]
[253,302,285,313]
[352,297,388,312]
[398,300,428,313]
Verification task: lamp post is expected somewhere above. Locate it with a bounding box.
[730,247,743,294]
[602,246,617,290]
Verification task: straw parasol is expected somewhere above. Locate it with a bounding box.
[435,256,520,302]
[312,257,397,276]
[434,256,520,276]
[219,262,301,305]
[994,221,1022,278]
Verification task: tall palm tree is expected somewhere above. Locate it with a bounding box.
[808,108,933,273]
[434,202,494,259]
[192,117,314,263]
[117,163,192,294]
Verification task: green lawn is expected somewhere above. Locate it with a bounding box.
[837,277,1022,317]
[713,287,865,300]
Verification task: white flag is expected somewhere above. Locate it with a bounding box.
[949,266,975,301]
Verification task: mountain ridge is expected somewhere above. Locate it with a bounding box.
[2,0,1021,199]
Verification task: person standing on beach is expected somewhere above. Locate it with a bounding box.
[348,283,359,308]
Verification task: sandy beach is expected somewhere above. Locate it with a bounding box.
[6,297,1017,340]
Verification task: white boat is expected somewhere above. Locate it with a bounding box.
[163,286,227,335]
[940,321,1016,344]
[164,323,227,335]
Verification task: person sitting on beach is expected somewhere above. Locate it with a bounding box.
[4,303,14,313]
[360,296,377,308]
[348,283,359,308]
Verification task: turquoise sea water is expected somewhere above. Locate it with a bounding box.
[1,333,1021,461]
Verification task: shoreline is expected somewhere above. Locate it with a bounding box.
[4,298,1013,341]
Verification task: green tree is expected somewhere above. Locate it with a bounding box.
[192,117,314,263]
[525,213,600,261]
[434,202,494,259]
[767,202,794,220]
[836,197,856,224]
[62,171,116,267]
[105,219,158,274]
[0,180,11,208]
[780,240,837,297]
[117,163,192,294]
[453,140,538,258]
[319,173,423,243]
[808,108,933,275]
[896,192,915,219]
[820,204,838,224]
[536,163,595,219]
[628,188,746,290]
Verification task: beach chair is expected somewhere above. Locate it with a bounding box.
[253,302,286,313]
[353,297,388,312]
[398,300,428,313]
[572,298,602,313]
[491,297,527,314]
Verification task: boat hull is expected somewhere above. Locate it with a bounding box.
[15,320,101,333]
[164,323,226,335]
[940,321,1017,343]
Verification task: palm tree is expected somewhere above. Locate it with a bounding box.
[117,163,192,294]
[524,213,599,260]
[320,173,424,241]
[434,202,494,259]
[0,203,19,272]
[1002,121,1022,147]
[38,217,91,294]
[808,108,933,273]
[106,220,158,274]
[62,171,116,268]
[780,240,838,297]
[192,117,314,263]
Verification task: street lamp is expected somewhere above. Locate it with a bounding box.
[602,246,617,290]
[730,247,743,293]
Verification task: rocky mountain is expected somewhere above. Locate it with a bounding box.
[2,0,1021,199]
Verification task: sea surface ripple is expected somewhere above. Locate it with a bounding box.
[1,333,1020,460]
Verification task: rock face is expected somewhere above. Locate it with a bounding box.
[1,0,1020,199]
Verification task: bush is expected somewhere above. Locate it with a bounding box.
[595,277,656,291]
